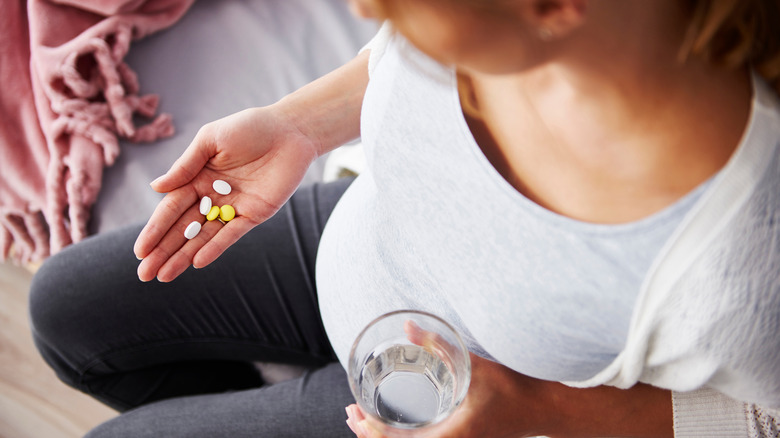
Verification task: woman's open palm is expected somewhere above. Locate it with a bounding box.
[133,106,320,282]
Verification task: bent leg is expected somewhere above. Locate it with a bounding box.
[29,179,352,411]
[85,363,354,438]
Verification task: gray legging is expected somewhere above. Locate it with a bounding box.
[29,178,356,437]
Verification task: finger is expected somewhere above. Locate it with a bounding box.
[346,404,367,424]
[346,405,362,437]
[357,419,385,438]
[352,405,388,438]
[155,219,222,282]
[346,418,360,437]
[404,320,449,349]
[404,320,454,350]
[150,130,214,193]
[134,184,199,260]
[404,320,426,345]
[404,320,458,375]
[136,204,205,282]
[191,215,257,268]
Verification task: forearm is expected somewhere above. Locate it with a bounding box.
[543,380,673,438]
[275,50,369,157]
[454,354,674,438]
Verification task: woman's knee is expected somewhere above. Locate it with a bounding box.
[29,246,93,384]
[28,225,143,383]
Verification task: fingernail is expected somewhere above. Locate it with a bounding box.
[150,175,165,186]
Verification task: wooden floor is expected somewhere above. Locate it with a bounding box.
[0,262,116,438]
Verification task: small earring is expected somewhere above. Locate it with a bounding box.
[538,27,553,41]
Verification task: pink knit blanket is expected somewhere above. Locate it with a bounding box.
[1,0,193,264]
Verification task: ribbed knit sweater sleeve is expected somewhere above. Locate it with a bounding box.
[673,388,779,437]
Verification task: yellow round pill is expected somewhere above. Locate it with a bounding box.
[206,205,220,221]
[219,205,236,222]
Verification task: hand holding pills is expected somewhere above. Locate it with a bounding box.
[133,106,321,282]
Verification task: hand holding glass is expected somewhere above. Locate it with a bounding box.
[348,310,471,436]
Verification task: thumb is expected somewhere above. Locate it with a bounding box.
[151,134,214,193]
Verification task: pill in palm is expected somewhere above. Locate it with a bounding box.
[213,179,232,195]
[199,196,212,215]
[219,204,236,222]
[206,205,221,221]
[184,221,201,239]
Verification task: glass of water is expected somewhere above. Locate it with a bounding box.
[348,310,471,436]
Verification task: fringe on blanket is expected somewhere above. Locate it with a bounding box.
[0,0,193,264]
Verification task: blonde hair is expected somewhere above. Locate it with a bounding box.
[681,0,780,95]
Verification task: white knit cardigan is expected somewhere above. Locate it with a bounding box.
[565,73,780,436]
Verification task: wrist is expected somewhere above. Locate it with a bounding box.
[271,98,326,159]
[273,50,369,157]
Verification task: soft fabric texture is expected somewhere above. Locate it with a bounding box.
[0,0,192,264]
[82,363,353,438]
[672,388,780,437]
[317,26,780,436]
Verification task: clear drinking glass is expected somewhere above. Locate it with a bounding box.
[348,310,471,436]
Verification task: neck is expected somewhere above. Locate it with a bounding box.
[463,2,752,223]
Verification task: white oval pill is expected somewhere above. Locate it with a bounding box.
[184,221,201,239]
[212,179,232,195]
[199,196,212,215]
